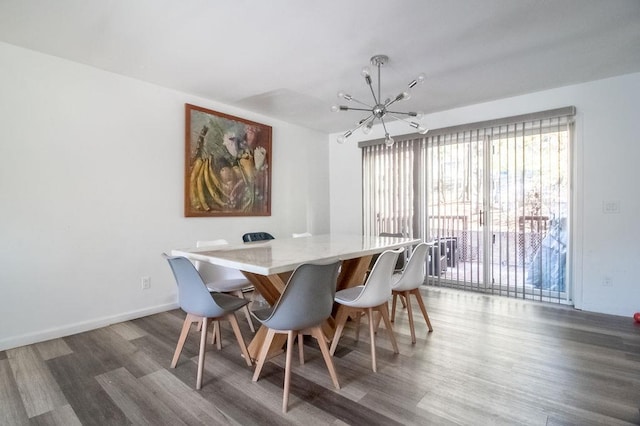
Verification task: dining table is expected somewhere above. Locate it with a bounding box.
[171,233,420,360]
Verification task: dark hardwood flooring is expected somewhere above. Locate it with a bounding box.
[2,287,639,425]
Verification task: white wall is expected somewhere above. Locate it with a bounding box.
[0,42,330,351]
[330,72,640,318]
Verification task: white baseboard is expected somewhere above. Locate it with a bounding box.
[0,302,179,352]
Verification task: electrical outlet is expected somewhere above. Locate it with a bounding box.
[603,200,620,214]
[141,276,151,290]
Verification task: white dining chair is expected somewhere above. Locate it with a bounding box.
[390,242,433,343]
[330,248,402,372]
[195,240,255,335]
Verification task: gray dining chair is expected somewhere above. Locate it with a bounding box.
[163,254,252,390]
[390,242,433,343]
[196,239,255,335]
[330,249,402,372]
[251,260,342,413]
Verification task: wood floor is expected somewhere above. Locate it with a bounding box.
[2,287,639,425]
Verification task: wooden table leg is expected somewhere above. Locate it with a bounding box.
[336,255,372,291]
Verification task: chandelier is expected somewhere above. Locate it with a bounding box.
[332,54,428,146]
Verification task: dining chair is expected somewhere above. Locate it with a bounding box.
[196,240,255,334]
[163,254,252,390]
[242,232,275,242]
[292,232,312,238]
[375,232,410,308]
[251,260,342,413]
[390,242,433,344]
[330,248,402,372]
[369,232,407,272]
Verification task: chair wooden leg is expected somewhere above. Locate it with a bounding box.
[412,288,433,332]
[226,313,252,367]
[373,309,382,332]
[298,333,305,365]
[330,307,349,355]
[283,331,295,413]
[212,321,221,349]
[379,303,399,354]
[235,290,256,333]
[391,293,398,322]
[367,307,377,372]
[311,326,340,389]
[196,317,209,390]
[354,311,362,341]
[404,290,416,344]
[252,328,276,381]
[171,313,197,368]
[243,305,256,333]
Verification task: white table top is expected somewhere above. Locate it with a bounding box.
[171,234,420,275]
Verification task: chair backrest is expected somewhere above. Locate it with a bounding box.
[242,232,275,242]
[163,255,226,318]
[259,260,341,331]
[195,239,244,281]
[392,242,429,291]
[371,233,406,272]
[353,249,402,306]
[292,232,312,238]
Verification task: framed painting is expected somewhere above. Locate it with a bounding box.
[184,104,272,217]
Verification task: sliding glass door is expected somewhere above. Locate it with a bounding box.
[422,132,489,291]
[486,120,571,302]
[362,109,573,304]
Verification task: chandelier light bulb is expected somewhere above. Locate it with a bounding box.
[384,134,395,147]
[409,121,429,135]
[362,120,374,135]
[330,105,339,113]
[337,135,346,144]
[337,91,353,101]
[409,73,427,89]
[361,67,371,78]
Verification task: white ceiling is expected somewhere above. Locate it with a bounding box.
[1,0,639,134]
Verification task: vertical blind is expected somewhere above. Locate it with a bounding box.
[361,107,575,303]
